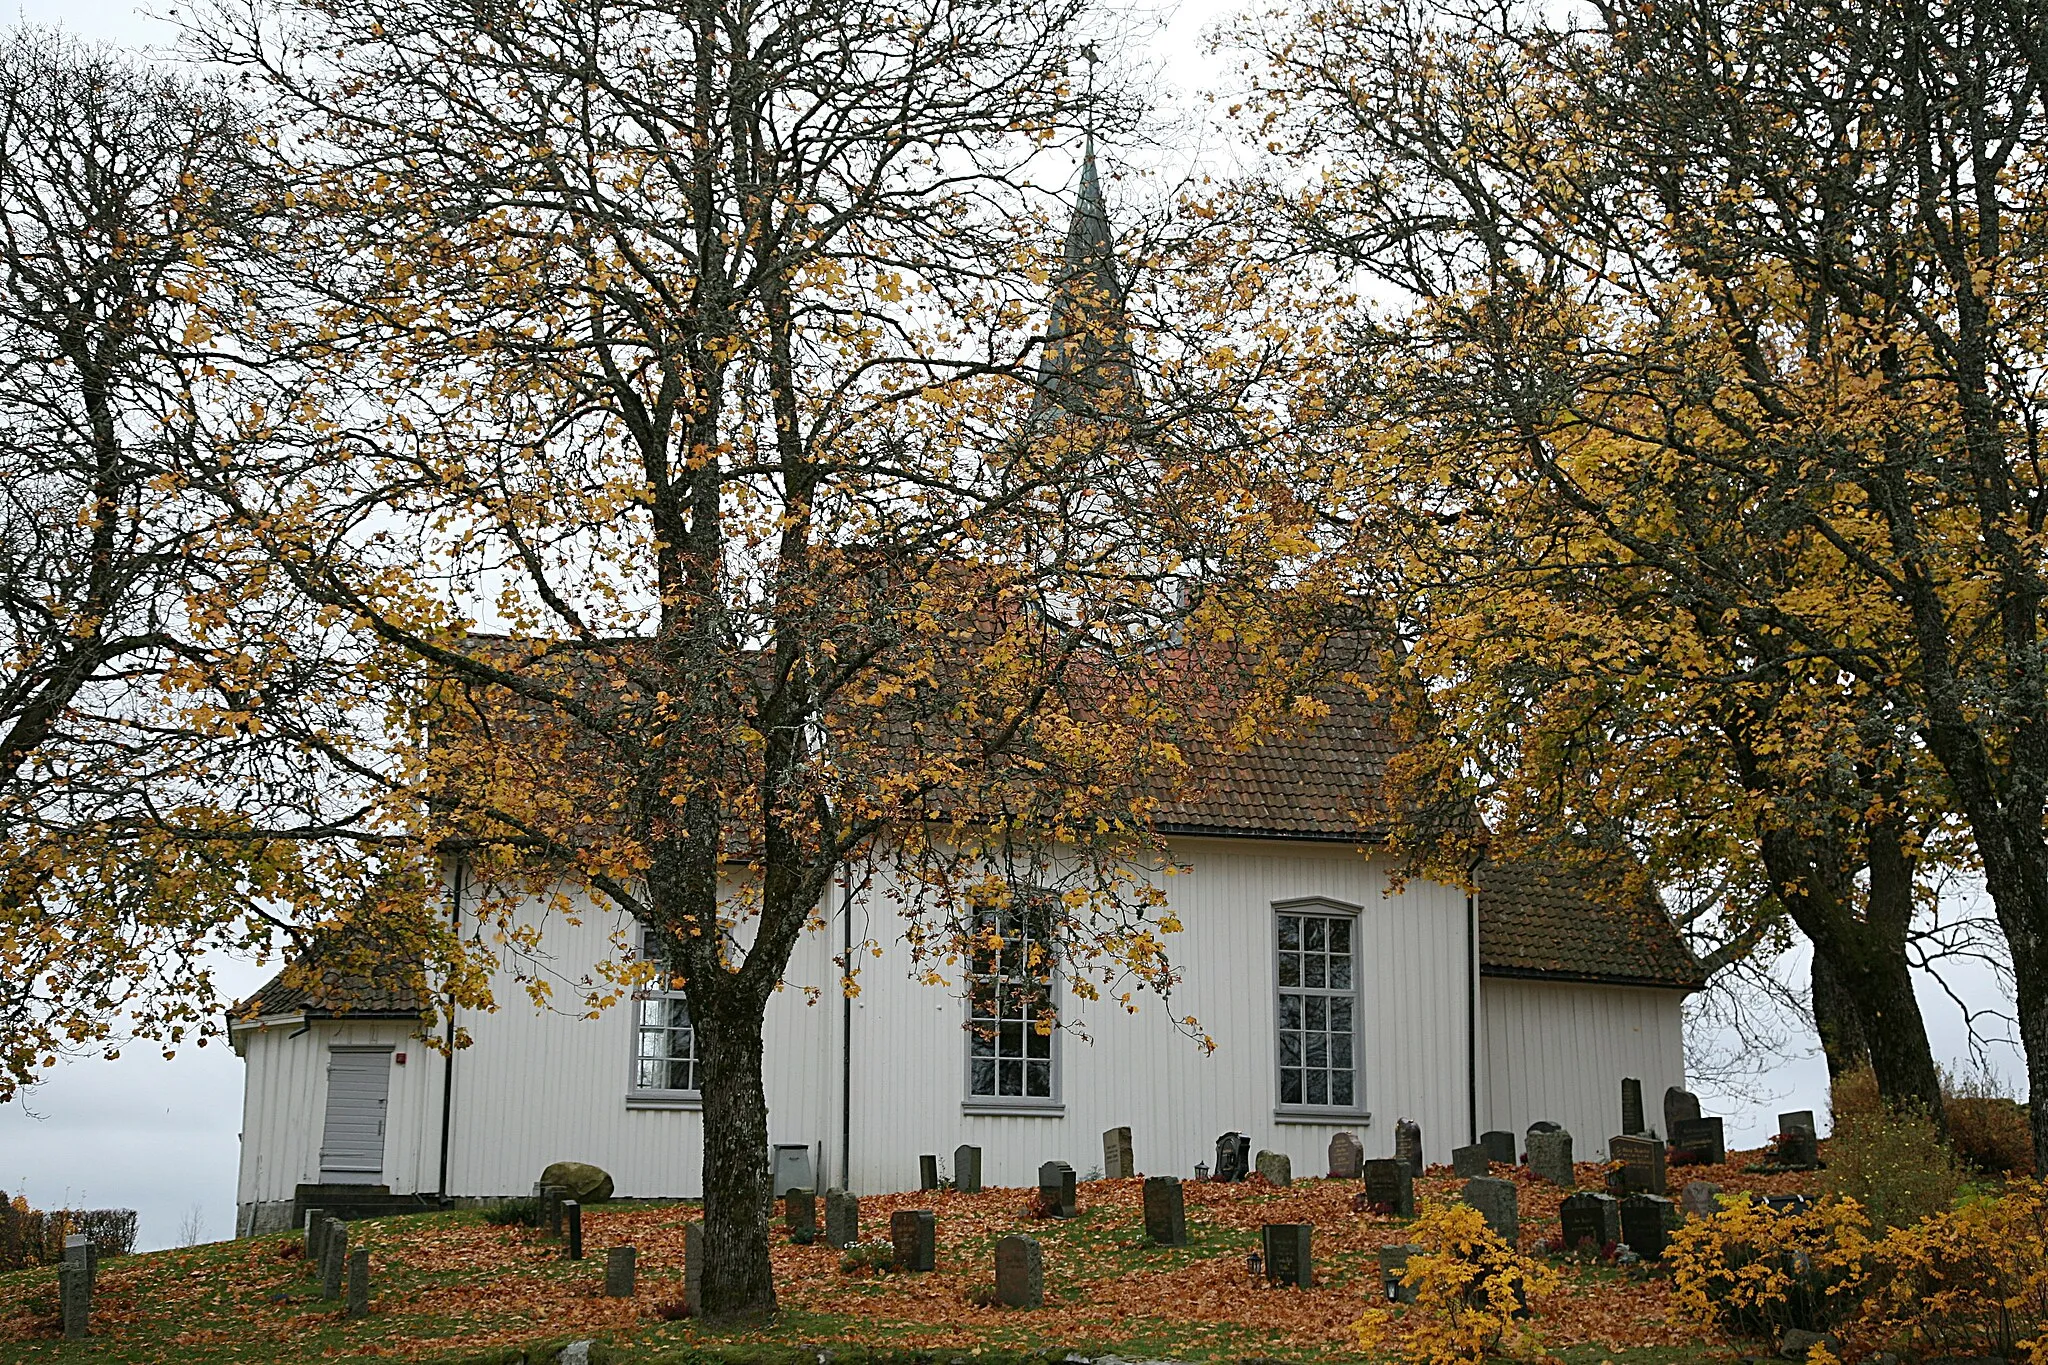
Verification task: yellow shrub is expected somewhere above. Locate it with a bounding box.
[1856,1179,2048,1361]
[1666,1193,1873,1337]
[1354,1200,1559,1365]
[1823,1067,1961,1230]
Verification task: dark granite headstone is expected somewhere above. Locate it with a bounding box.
[605,1246,637,1297]
[542,1184,566,1238]
[1763,1193,1812,1216]
[1262,1223,1312,1288]
[1103,1126,1135,1180]
[1664,1087,1702,1137]
[1609,1134,1666,1194]
[1362,1157,1415,1218]
[1254,1149,1293,1187]
[1560,1191,1620,1252]
[891,1209,936,1271]
[345,1248,370,1318]
[823,1188,859,1248]
[1780,1109,1817,1136]
[1215,1132,1251,1182]
[1774,1116,1819,1168]
[995,1234,1042,1308]
[684,1220,704,1315]
[1395,1118,1423,1175]
[1527,1129,1575,1186]
[1463,1177,1519,1243]
[1452,1143,1490,1178]
[1671,1115,1725,1165]
[954,1144,983,1195]
[564,1200,583,1260]
[1038,1160,1077,1217]
[920,1154,940,1191]
[1622,1077,1646,1136]
[1480,1130,1517,1166]
[1328,1131,1364,1179]
[1681,1181,1722,1220]
[1377,1243,1423,1303]
[320,1217,348,1301]
[785,1187,817,1242]
[1143,1175,1187,1246]
[1620,1194,1674,1259]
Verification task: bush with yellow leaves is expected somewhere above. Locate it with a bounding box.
[1854,1179,2048,1361]
[1355,1200,1559,1365]
[1667,1193,1874,1338]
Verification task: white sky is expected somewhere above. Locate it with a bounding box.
[0,0,2026,1253]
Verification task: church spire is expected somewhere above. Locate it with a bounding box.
[1033,132,1136,417]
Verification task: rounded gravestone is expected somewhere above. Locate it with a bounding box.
[539,1161,615,1203]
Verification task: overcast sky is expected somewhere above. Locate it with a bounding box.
[0,0,2028,1254]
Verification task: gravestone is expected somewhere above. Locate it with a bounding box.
[1362,1157,1415,1218]
[1664,1086,1702,1137]
[823,1188,859,1248]
[1328,1131,1364,1179]
[346,1248,370,1318]
[1622,1077,1646,1136]
[59,1235,91,1340]
[1462,1177,1519,1244]
[543,1184,568,1238]
[994,1234,1043,1308]
[1103,1126,1135,1180]
[1262,1223,1312,1288]
[1780,1109,1817,1136]
[1527,1129,1575,1187]
[1376,1243,1423,1303]
[1671,1115,1726,1165]
[1559,1191,1620,1253]
[1609,1134,1666,1194]
[1681,1181,1723,1220]
[1763,1193,1813,1216]
[891,1209,936,1272]
[564,1200,584,1260]
[954,1145,983,1195]
[684,1221,705,1315]
[1480,1130,1517,1166]
[1038,1160,1077,1217]
[320,1217,348,1301]
[785,1187,817,1243]
[1214,1132,1251,1182]
[1775,1113,1820,1168]
[1143,1175,1187,1246]
[1395,1118,1424,1175]
[1452,1143,1491,1178]
[303,1207,325,1262]
[1254,1149,1293,1187]
[605,1246,637,1297]
[920,1154,940,1191]
[1620,1194,1674,1260]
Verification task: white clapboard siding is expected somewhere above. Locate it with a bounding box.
[1478,976,1688,1158]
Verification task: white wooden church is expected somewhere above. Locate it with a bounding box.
[227,152,1703,1238]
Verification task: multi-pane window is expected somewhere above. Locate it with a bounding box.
[633,930,702,1094]
[1277,908,1357,1108]
[966,894,1057,1102]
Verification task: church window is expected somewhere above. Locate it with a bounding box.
[964,892,1059,1106]
[1276,902,1360,1111]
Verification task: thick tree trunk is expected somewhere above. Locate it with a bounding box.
[1965,812,2048,1171]
[693,994,777,1321]
[1810,952,1871,1081]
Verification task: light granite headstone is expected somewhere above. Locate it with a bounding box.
[1103,1126,1135,1180]
[1038,1160,1077,1217]
[1254,1149,1292,1187]
[1560,1191,1620,1252]
[684,1221,705,1315]
[1362,1158,1414,1218]
[1480,1130,1517,1166]
[1328,1131,1364,1179]
[1622,1077,1646,1136]
[346,1248,370,1318]
[1462,1177,1519,1244]
[954,1145,983,1195]
[823,1188,858,1248]
[1143,1175,1187,1245]
[1452,1143,1491,1179]
[605,1246,637,1297]
[1262,1223,1312,1288]
[1395,1118,1423,1175]
[1527,1129,1575,1187]
[891,1209,936,1272]
[1376,1243,1423,1303]
[1681,1181,1723,1220]
[1620,1194,1674,1260]
[1609,1134,1666,1194]
[995,1234,1043,1308]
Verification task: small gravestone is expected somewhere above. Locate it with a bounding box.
[824,1188,858,1248]
[891,1209,936,1271]
[346,1248,370,1318]
[1560,1191,1620,1252]
[1622,1077,1646,1135]
[59,1235,91,1340]
[1215,1132,1251,1182]
[1480,1130,1517,1166]
[1262,1223,1312,1288]
[786,1187,817,1242]
[605,1246,637,1297]
[1143,1175,1187,1245]
[1671,1115,1726,1165]
[1254,1149,1293,1187]
[1395,1118,1423,1175]
[1780,1109,1816,1136]
[320,1217,348,1301]
[994,1233,1043,1308]
[1681,1181,1723,1220]
[1527,1129,1575,1186]
[1103,1126,1135,1180]
[1328,1131,1364,1178]
[684,1220,705,1314]
[564,1200,584,1259]
[1664,1086,1702,1137]
[1452,1143,1491,1178]
[543,1184,567,1238]
[1376,1243,1423,1303]
[954,1144,983,1195]
[1775,1113,1820,1168]
[303,1207,325,1262]
[1620,1194,1674,1259]
[1609,1134,1665,1194]
[1462,1177,1519,1243]
[1362,1157,1414,1218]
[919,1154,940,1191]
[1038,1160,1077,1217]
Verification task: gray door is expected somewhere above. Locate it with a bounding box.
[319,1048,392,1183]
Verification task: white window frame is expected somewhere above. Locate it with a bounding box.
[1272,896,1370,1123]
[626,924,703,1110]
[961,889,1064,1116]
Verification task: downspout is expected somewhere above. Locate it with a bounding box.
[1466,853,1484,1145]
[839,876,853,1191]
[436,857,464,1202]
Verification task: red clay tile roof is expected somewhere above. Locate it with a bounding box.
[1152,685,1398,841]
[1477,859,1704,991]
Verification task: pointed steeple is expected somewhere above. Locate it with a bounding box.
[1033,135,1137,418]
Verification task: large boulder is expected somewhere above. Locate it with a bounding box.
[539,1162,615,1204]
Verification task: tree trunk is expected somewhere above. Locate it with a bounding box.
[693,994,777,1321]
[1965,809,2048,1171]
[1810,951,1871,1081]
